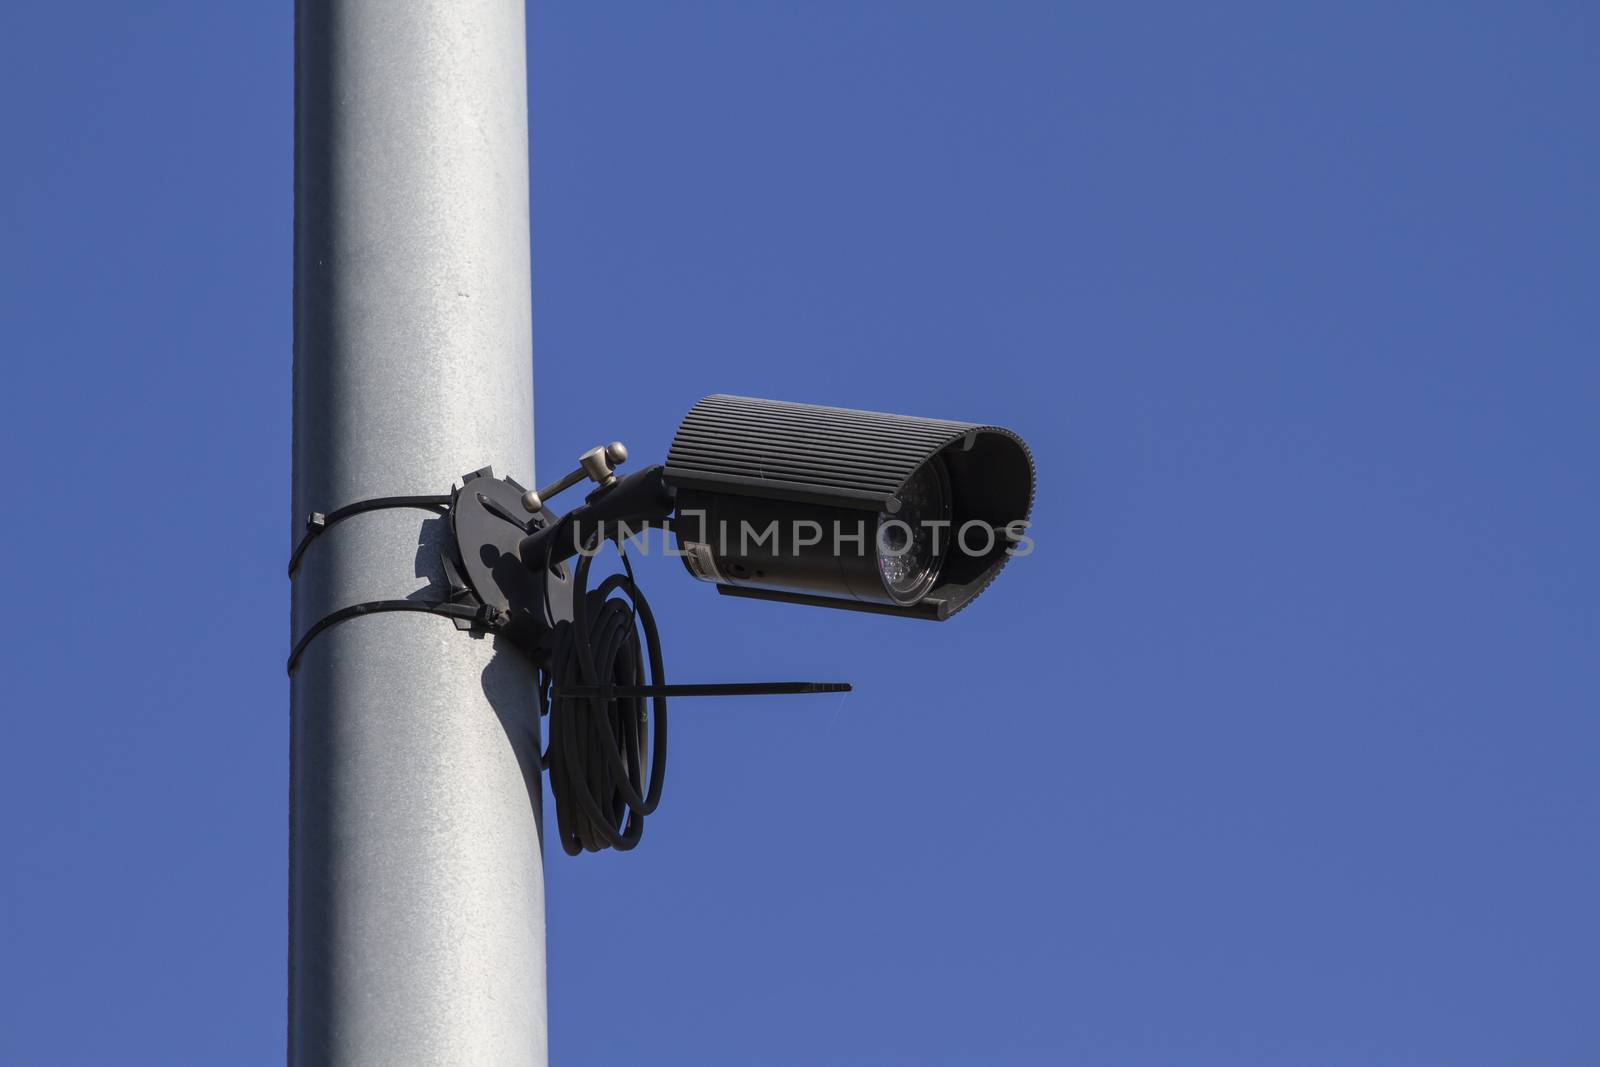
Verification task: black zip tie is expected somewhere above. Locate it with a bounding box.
[286,495,453,577]
[552,681,852,700]
[287,600,508,675]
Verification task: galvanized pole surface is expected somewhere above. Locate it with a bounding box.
[291,1,545,1063]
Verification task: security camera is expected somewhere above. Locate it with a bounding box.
[289,395,1034,852]
[662,395,1034,619]
[513,395,1035,619]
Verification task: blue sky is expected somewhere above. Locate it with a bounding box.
[2,2,1596,1064]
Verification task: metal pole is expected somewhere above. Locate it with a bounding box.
[291,1,545,1063]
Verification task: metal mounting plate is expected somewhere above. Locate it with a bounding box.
[451,467,573,649]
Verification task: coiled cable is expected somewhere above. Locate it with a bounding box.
[538,536,668,855]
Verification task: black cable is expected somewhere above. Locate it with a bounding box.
[538,536,668,855]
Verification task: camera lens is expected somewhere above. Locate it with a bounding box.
[877,455,952,605]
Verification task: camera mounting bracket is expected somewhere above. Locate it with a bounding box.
[285,466,572,673]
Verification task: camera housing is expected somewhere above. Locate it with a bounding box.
[664,395,1034,619]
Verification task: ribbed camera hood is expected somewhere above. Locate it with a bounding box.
[665,394,1033,514]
